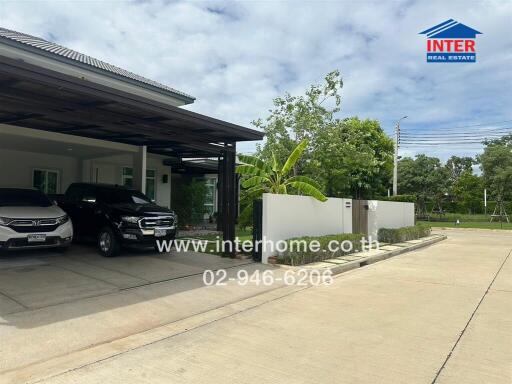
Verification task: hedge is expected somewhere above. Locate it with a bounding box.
[378,224,431,243]
[381,194,416,203]
[277,233,366,266]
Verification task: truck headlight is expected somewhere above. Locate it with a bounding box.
[121,216,140,224]
[56,215,69,225]
[0,217,12,226]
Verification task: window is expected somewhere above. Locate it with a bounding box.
[204,178,216,215]
[122,167,156,201]
[33,169,60,194]
[122,167,133,188]
[146,169,156,201]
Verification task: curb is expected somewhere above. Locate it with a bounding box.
[277,234,447,276]
[432,227,512,233]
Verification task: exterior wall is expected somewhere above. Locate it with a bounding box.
[0,148,79,193]
[0,148,172,208]
[261,193,352,264]
[367,200,415,240]
[82,153,172,208]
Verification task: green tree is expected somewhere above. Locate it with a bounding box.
[254,71,393,198]
[479,142,512,203]
[445,156,475,184]
[310,117,393,198]
[452,171,483,214]
[255,70,343,172]
[237,139,327,202]
[398,155,450,213]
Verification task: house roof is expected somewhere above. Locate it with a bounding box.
[0,53,264,158]
[0,27,195,103]
[420,19,482,39]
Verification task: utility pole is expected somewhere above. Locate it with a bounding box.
[393,116,407,196]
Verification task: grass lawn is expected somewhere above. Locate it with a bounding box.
[419,220,512,230]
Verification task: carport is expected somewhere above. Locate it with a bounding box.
[0,28,263,247]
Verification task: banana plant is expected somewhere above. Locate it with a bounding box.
[236,139,327,202]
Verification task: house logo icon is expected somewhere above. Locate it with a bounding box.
[420,19,482,63]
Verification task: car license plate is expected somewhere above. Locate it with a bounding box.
[154,228,167,237]
[27,234,46,243]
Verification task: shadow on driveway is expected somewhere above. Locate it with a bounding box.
[0,243,264,328]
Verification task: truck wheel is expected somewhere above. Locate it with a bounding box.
[97,227,120,257]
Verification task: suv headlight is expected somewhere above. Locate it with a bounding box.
[0,217,12,226]
[56,214,69,225]
[121,216,140,224]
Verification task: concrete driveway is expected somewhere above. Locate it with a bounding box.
[1,229,511,383]
[0,243,252,312]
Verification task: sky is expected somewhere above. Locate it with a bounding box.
[0,0,511,161]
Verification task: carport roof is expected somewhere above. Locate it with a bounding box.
[0,53,264,157]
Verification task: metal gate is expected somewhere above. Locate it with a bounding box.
[352,199,369,235]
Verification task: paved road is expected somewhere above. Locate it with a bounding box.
[9,230,512,383]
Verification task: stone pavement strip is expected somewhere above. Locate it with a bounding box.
[280,234,447,276]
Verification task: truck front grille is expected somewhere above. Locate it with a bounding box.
[139,216,174,229]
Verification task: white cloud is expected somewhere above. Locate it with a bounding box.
[0,0,510,157]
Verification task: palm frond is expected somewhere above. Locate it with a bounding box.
[242,176,270,189]
[236,165,267,177]
[288,181,328,202]
[272,153,279,172]
[241,185,266,201]
[282,139,308,175]
[238,154,273,174]
[286,175,322,190]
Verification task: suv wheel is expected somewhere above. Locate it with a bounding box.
[97,227,120,257]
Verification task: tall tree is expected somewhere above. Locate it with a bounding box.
[311,117,393,198]
[445,156,475,184]
[479,141,512,202]
[255,70,343,173]
[398,155,451,212]
[452,171,483,214]
[255,70,393,198]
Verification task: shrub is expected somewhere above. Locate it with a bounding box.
[171,179,207,227]
[277,233,366,266]
[381,194,416,203]
[378,224,431,243]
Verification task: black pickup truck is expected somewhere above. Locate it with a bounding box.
[54,183,177,256]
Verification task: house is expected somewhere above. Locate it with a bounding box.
[0,27,263,243]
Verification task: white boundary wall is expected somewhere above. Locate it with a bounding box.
[261,193,352,264]
[367,200,415,240]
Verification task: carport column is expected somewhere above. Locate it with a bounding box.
[220,146,236,257]
[133,145,147,194]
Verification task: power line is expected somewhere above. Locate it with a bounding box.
[400,119,512,133]
[401,129,512,138]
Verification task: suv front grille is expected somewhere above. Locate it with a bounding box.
[9,218,60,233]
[139,216,174,229]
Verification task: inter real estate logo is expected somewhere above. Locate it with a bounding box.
[420,19,482,63]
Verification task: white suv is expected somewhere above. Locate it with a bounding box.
[0,188,73,251]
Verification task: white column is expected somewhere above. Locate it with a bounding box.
[133,145,147,193]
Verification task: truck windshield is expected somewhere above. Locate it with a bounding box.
[100,189,152,204]
[0,189,53,207]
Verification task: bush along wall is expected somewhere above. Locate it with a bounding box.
[378,224,431,243]
[277,233,366,266]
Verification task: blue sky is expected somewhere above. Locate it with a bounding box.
[1,0,511,161]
